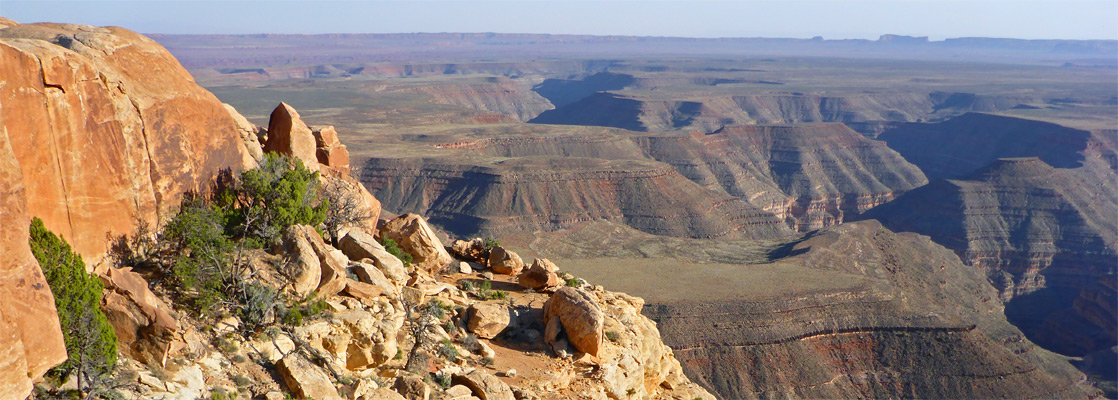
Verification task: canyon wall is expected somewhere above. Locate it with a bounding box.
[865,113,1117,362]
[644,221,1101,399]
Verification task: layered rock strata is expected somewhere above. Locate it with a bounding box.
[645,221,1101,399]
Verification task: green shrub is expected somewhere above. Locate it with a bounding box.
[215,152,326,246]
[606,331,620,342]
[438,339,459,362]
[162,196,233,314]
[380,238,413,267]
[282,293,330,326]
[239,283,280,331]
[476,279,507,300]
[566,278,581,287]
[29,218,118,391]
[483,237,500,250]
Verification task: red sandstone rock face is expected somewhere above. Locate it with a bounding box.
[0,22,256,397]
[0,23,256,264]
[0,117,68,400]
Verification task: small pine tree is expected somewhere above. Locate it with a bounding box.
[29,217,118,397]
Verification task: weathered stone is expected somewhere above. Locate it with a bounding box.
[318,249,350,298]
[451,370,515,400]
[0,23,254,265]
[544,287,604,357]
[517,259,560,290]
[467,303,511,339]
[353,263,399,297]
[344,279,384,302]
[276,354,342,399]
[224,103,264,162]
[380,214,454,273]
[341,230,407,282]
[392,375,431,400]
[99,267,181,367]
[445,384,474,399]
[458,262,473,274]
[264,102,319,171]
[451,238,487,262]
[0,122,66,398]
[278,225,323,296]
[313,125,341,148]
[487,247,523,276]
[363,388,407,400]
[339,230,383,258]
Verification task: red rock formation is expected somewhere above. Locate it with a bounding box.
[0,21,257,397]
[0,115,68,400]
[0,22,256,263]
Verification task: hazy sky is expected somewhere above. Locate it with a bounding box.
[2,0,1115,40]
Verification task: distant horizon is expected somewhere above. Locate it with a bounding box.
[2,1,1116,41]
[141,31,1118,43]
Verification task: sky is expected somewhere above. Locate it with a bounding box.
[1,0,1116,40]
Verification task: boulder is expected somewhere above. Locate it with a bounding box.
[353,263,399,297]
[276,354,342,400]
[313,126,350,173]
[445,384,475,399]
[343,279,384,302]
[543,287,604,357]
[379,214,453,273]
[458,262,473,274]
[339,228,384,259]
[467,303,511,339]
[487,246,523,276]
[317,249,349,298]
[341,231,407,282]
[0,23,254,266]
[99,267,181,367]
[451,370,515,400]
[451,238,487,262]
[517,259,560,290]
[277,226,323,296]
[263,102,319,171]
[392,375,431,400]
[312,125,341,148]
[362,388,407,400]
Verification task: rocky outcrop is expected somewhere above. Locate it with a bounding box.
[0,118,67,400]
[0,22,256,264]
[0,21,257,397]
[379,213,454,273]
[276,354,343,399]
[467,303,511,339]
[264,102,320,171]
[98,266,181,368]
[544,287,605,357]
[517,259,560,290]
[486,246,523,276]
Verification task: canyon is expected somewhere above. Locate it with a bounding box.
[0,19,1113,400]
[179,31,1115,399]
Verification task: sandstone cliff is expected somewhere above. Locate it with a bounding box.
[0,21,264,398]
[0,22,258,263]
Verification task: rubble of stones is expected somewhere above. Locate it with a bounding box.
[108,212,711,400]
